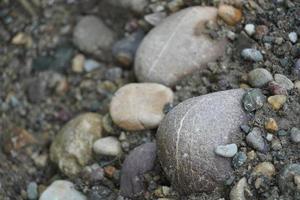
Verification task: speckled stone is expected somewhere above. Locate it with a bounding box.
[229,177,248,200]
[157,89,247,194]
[274,74,294,90]
[248,68,273,87]
[241,49,263,62]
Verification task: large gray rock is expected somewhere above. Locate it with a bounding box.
[50,113,102,177]
[157,89,247,194]
[135,6,227,86]
[73,16,115,58]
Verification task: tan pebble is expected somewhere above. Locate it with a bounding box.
[55,78,69,95]
[230,177,248,200]
[72,54,85,73]
[12,32,32,47]
[295,81,300,92]
[247,150,256,160]
[218,5,242,26]
[294,175,300,190]
[253,162,275,177]
[110,83,174,131]
[267,95,287,110]
[240,83,250,89]
[265,118,278,133]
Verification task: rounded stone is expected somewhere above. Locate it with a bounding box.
[229,177,248,200]
[106,0,148,13]
[248,68,273,88]
[218,5,242,26]
[215,143,238,158]
[267,95,287,110]
[110,83,174,131]
[50,113,102,177]
[246,127,267,153]
[253,162,276,177]
[274,74,294,90]
[73,16,115,58]
[290,127,300,143]
[135,6,227,86]
[157,89,247,194]
[93,136,122,156]
[39,180,86,200]
[241,49,263,62]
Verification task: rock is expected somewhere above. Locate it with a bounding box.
[288,32,298,43]
[278,164,300,194]
[241,49,263,62]
[112,30,144,67]
[104,67,122,81]
[27,182,38,200]
[255,25,269,40]
[39,180,86,200]
[242,89,266,112]
[232,152,247,169]
[93,136,122,156]
[107,0,148,13]
[267,81,288,95]
[84,59,103,72]
[80,164,104,182]
[157,89,247,194]
[267,95,287,110]
[246,127,267,153]
[248,68,273,87]
[274,74,294,90]
[135,6,227,86]
[144,12,167,26]
[266,133,273,141]
[244,24,255,36]
[215,144,238,158]
[73,16,115,58]
[110,83,174,131]
[120,142,157,198]
[218,5,242,26]
[253,162,275,177]
[294,176,300,190]
[50,113,102,177]
[72,54,85,73]
[295,81,300,92]
[264,118,278,133]
[290,127,300,143]
[229,177,248,200]
[11,32,32,47]
[295,59,300,75]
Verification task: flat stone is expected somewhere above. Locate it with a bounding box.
[248,68,273,87]
[246,127,267,153]
[93,136,122,156]
[39,180,86,200]
[241,49,263,62]
[274,74,294,90]
[50,113,102,177]
[215,144,238,158]
[135,6,227,86]
[157,89,247,194]
[110,83,174,131]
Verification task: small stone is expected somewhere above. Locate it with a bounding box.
[84,59,103,72]
[93,136,122,156]
[267,95,287,110]
[39,180,86,200]
[295,81,300,92]
[278,164,300,193]
[232,152,247,169]
[241,49,263,62]
[290,127,300,143]
[288,32,298,43]
[240,124,251,134]
[255,25,269,40]
[27,182,38,200]
[267,81,288,95]
[104,165,116,178]
[11,32,32,47]
[248,68,273,88]
[120,142,157,198]
[80,164,104,182]
[278,130,288,136]
[247,150,256,160]
[105,67,122,81]
[72,54,85,73]
[106,0,148,13]
[242,89,266,112]
[50,113,102,177]
[144,12,167,26]
[271,139,282,150]
[215,143,238,158]
[246,127,267,153]
[244,24,255,36]
[227,31,237,40]
[110,83,174,131]
[294,176,300,190]
[253,162,275,177]
[265,118,278,133]
[218,5,242,26]
[229,177,248,200]
[73,16,115,58]
[295,59,300,75]
[266,133,273,141]
[274,74,294,90]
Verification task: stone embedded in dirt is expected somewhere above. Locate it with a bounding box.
[72,54,85,73]
[157,89,247,194]
[112,30,144,67]
[264,118,278,133]
[267,81,288,95]
[241,49,263,62]
[109,83,174,131]
[215,143,238,158]
[120,142,156,198]
[73,16,115,58]
[232,152,247,169]
[11,32,32,47]
[242,89,266,112]
[267,95,287,110]
[274,74,294,90]
[80,164,104,183]
[84,59,103,72]
[295,81,300,92]
[253,162,275,177]
[39,180,87,200]
[106,0,148,13]
[288,32,298,43]
[218,5,242,26]
[135,6,227,86]
[290,127,300,143]
[27,182,38,200]
[246,127,268,153]
[50,113,102,177]
[278,164,300,194]
[229,177,248,200]
[244,24,255,36]
[247,68,273,87]
[93,136,122,156]
[255,25,269,40]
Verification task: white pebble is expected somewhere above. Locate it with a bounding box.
[244,24,255,36]
[288,32,298,43]
[215,143,238,158]
[266,133,273,141]
[93,136,122,156]
[84,59,102,72]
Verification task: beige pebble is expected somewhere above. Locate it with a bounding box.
[264,118,278,133]
[72,54,85,73]
[110,83,174,131]
[230,177,248,200]
[247,150,256,160]
[218,5,242,26]
[267,95,287,110]
[253,162,275,177]
[294,175,300,190]
[12,32,32,47]
[295,81,300,92]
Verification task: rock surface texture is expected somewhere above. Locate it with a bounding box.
[157,89,247,194]
[135,6,227,86]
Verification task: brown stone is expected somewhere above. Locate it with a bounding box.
[218,5,242,26]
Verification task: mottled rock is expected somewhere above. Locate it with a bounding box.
[274,74,294,90]
[248,68,273,87]
[110,83,174,131]
[232,152,247,169]
[229,177,248,200]
[290,127,300,143]
[267,81,288,95]
[244,24,255,36]
[215,144,238,158]
[218,5,242,26]
[120,142,156,197]
[267,95,287,110]
[253,162,275,177]
[242,89,266,112]
[135,6,227,86]
[50,113,102,177]
[241,49,263,62]
[246,127,267,153]
[157,89,247,194]
[39,180,86,200]
[93,136,122,156]
[265,118,278,133]
[73,16,115,58]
